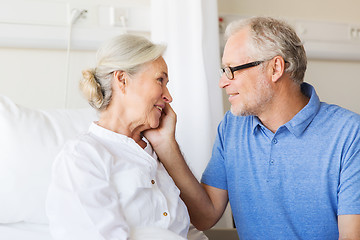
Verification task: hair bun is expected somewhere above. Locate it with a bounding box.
[79,69,104,109]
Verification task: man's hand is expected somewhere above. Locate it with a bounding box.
[144,103,228,230]
[144,103,177,149]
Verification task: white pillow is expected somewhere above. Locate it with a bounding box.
[0,95,97,224]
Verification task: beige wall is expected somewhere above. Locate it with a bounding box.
[0,0,150,109]
[218,0,360,114]
[218,0,360,23]
[1,0,360,114]
[0,47,96,109]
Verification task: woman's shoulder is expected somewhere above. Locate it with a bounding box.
[54,133,113,173]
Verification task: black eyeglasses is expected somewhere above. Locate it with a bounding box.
[221,61,264,80]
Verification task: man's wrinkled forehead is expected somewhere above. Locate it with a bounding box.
[222,28,251,66]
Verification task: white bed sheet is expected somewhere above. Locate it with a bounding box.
[0,223,209,240]
[0,222,52,240]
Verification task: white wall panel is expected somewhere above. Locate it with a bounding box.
[0,1,150,50]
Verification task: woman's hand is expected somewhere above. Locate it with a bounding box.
[143,103,177,149]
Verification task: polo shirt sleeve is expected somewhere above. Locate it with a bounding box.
[201,119,228,190]
[337,118,360,215]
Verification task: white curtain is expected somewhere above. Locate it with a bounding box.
[151,0,224,180]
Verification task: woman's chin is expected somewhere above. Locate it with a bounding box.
[149,119,160,129]
[150,122,160,129]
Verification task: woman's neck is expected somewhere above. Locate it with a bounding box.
[98,108,147,149]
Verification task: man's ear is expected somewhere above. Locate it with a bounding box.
[113,71,127,93]
[271,56,286,83]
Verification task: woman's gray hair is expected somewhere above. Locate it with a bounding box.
[225,17,307,84]
[80,34,166,111]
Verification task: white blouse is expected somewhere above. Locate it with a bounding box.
[46,122,190,240]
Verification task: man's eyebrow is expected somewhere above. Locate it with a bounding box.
[221,60,228,67]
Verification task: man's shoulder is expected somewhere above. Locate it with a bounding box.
[319,102,360,123]
[316,103,360,136]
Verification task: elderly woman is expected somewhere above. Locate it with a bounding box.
[46,34,191,240]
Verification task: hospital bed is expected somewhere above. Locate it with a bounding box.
[0,94,220,239]
[0,95,96,239]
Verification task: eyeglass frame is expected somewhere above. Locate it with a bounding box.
[220,61,264,80]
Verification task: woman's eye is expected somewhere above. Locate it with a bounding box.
[157,78,164,83]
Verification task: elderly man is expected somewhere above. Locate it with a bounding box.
[145,17,360,239]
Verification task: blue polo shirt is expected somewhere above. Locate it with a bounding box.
[201,83,360,240]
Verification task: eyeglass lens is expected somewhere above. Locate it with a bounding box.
[224,67,233,79]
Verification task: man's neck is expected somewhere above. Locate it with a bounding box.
[258,82,309,133]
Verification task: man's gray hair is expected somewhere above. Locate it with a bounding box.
[225,17,307,84]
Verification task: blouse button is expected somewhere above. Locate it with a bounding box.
[151,179,155,184]
[163,212,168,216]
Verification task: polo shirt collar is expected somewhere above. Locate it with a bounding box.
[285,83,320,137]
[252,82,321,137]
[252,115,262,133]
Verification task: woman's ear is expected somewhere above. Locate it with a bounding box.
[271,56,286,83]
[113,71,127,92]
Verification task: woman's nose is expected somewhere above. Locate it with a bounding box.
[162,86,173,103]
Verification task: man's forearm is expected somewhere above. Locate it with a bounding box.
[338,214,360,240]
[155,140,222,230]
